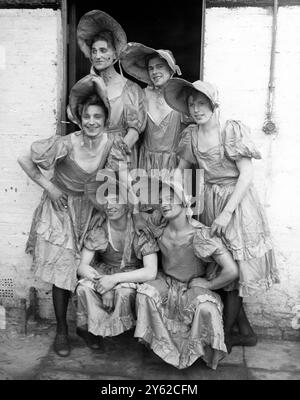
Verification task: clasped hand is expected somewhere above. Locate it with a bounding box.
[95,275,117,295]
[188,277,211,290]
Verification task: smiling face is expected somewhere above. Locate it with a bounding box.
[160,186,183,220]
[147,56,172,88]
[188,92,214,125]
[81,104,106,137]
[91,39,116,72]
[104,193,128,221]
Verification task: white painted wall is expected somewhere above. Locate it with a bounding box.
[204,6,300,339]
[0,9,62,318]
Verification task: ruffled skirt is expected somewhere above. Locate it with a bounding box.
[134,272,227,370]
[75,263,137,337]
[26,191,94,291]
[201,183,279,297]
[138,145,178,174]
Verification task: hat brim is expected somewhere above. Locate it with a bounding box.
[164,78,217,115]
[68,75,110,127]
[120,43,179,85]
[120,43,159,84]
[77,10,127,59]
[163,78,196,115]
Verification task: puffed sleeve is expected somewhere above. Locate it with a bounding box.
[176,125,197,165]
[123,81,147,134]
[84,222,108,252]
[31,135,69,170]
[223,120,261,161]
[133,232,159,260]
[193,226,228,262]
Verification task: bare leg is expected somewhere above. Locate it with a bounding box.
[52,285,71,356]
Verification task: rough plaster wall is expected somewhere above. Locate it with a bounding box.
[0,9,62,319]
[204,6,300,339]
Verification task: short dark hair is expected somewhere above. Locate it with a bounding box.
[89,31,116,51]
[145,53,170,70]
[78,94,109,122]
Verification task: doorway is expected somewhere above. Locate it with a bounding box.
[63,0,205,133]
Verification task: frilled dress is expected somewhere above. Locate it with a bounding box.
[25,132,128,292]
[76,214,158,337]
[177,120,279,297]
[134,219,228,370]
[138,87,189,175]
[90,68,147,169]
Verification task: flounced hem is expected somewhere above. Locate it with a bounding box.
[227,237,274,261]
[135,327,226,370]
[27,235,80,292]
[238,274,280,298]
[88,315,136,338]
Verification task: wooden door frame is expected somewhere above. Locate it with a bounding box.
[59,0,207,135]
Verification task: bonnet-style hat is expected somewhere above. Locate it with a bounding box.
[77,10,127,59]
[68,74,111,127]
[120,42,182,85]
[163,78,219,115]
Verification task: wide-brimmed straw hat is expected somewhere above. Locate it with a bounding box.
[163,78,219,115]
[120,42,181,85]
[77,10,127,59]
[68,75,110,127]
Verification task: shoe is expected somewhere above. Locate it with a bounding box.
[76,327,102,350]
[231,333,258,347]
[53,333,70,357]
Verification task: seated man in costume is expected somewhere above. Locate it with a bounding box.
[133,178,239,369]
[75,174,158,348]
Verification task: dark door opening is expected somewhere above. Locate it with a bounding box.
[65,0,205,133]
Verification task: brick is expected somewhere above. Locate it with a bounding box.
[204,5,300,338]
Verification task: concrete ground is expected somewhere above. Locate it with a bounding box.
[0,320,299,380]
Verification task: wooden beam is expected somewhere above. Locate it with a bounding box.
[0,0,61,8]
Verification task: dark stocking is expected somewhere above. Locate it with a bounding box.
[237,304,256,337]
[52,285,70,334]
[222,290,242,352]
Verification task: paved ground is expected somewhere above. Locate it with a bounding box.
[0,320,299,380]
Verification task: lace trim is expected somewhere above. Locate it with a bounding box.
[88,315,136,337]
[239,274,280,297]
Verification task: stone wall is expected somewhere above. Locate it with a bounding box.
[203,5,300,339]
[0,8,62,322]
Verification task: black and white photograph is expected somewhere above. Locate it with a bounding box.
[0,0,299,384]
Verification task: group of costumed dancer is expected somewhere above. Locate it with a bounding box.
[18,10,278,370]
